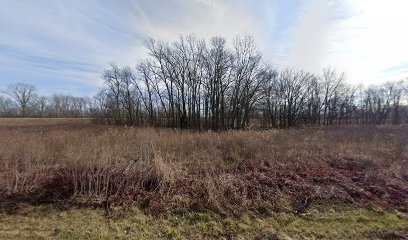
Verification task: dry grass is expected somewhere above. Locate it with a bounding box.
[0,118,91,126]
[0,122,407,217]
[1,121,407,238]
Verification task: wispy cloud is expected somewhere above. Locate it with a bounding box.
[0,0,406,95]
[323,0,408,85]
[0,0,146,95]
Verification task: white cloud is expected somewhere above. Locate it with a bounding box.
[130,0,266,45]
[272,0,408,85]
[0,0,407,95]
[323,0,408,85]
[286,0,331,72]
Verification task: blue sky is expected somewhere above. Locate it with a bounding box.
[0,0,407,96]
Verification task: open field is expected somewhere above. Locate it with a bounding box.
[0,119,407,239]
[0,118,92,126]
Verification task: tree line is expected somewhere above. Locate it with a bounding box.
[1,35,407,129]
[0,83,91,118]
[94,35,407,129]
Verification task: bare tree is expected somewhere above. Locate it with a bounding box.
[103,64,123,124]
[0,95,17,116]
[36,96,48,117]
[321,67,345,125]
[228,35,263,129]
[4,83,37,117]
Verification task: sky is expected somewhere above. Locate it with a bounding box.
[0,0,407,96]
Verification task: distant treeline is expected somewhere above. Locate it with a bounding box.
[0,85,91,118]
[1,35,407,129]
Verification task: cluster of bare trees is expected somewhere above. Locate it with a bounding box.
[94,35,407,129]
[260,68,407,128]
[1,35,407,128]
[357,82,406,124]
[96,35,266,129]
[0,83,91,118]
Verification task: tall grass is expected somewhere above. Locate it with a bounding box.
[0,124,407,215]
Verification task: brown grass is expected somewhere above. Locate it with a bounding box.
[0,123,407,216]
[0,118,91,126]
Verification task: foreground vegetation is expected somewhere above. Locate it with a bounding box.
[1,204,407,239]
[0,119,407,238]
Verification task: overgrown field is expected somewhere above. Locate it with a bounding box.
[0,121,407,238]
[0,118,91,126]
